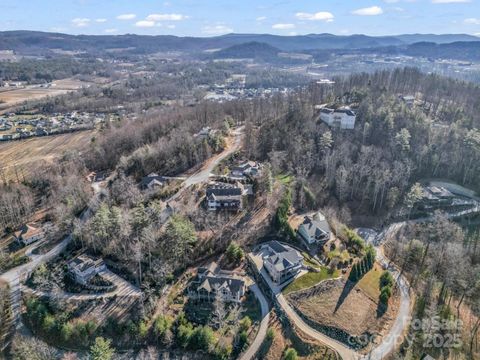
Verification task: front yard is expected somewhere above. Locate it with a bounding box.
[283,267,339,295]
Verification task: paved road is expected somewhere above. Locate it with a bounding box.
[248,251,358,360]
[165,127,243,209]
[277,293,358,360]
[239,284,270,360]
[175,127,244,193]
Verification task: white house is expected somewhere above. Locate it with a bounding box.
[67,255,106,285]
[261,241,303,284]
[297,212,331,245]
[319,107,356,129]
[14,224,44,246]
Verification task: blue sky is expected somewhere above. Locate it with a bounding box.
[0,0,479,37]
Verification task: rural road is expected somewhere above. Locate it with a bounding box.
[239,283,270,360]
[165,127,243,207]
[173,126,244,195]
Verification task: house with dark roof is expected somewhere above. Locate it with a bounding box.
[230,161,261,178]
[188,262,246,303]
[140,173,167,190]
[206,182,245,211]
[260,241,303,284]
[297,212,331,245]
[14,224,44,246]
[67,255,106,285]
[419,185,455,209]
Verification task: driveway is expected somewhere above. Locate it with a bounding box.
[239,283,270,360]
[23,269,142,302]
[248,236,415,360]
[0,180,107,332]
[248,251,358,360]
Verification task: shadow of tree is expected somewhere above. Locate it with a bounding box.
[334,280,356,313]
[376,302,388,318]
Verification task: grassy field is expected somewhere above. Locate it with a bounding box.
[357,263,383,300]
[0,131,94,181]
[283,267,339,295]
[0,78,91,112]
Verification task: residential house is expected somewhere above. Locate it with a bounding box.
[206,182,245,211]
[14,224,44,246]
[298,212,331,245]
[188,262,246,303]
[319,107,356,130]
[401,95,416,107]
[196,127,212,139]
[230,161,261,178]
[419,185,455,208]
[67,255,106,285]
[140,173,167,190]
[261,241,303,284]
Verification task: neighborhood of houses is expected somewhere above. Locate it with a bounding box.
[0,112,107,141]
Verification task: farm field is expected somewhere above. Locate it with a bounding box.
[0,78,92,113]
[0,130,94,181]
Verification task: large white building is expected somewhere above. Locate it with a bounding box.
[319,107,356,130]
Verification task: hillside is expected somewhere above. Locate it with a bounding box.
[1,30,479,56]
[212,41,281,61]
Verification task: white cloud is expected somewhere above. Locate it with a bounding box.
[295,12,334,22]
[95,18,107,23]
[71,18,91,27]
[464,18,480,25]
[351,6,384,16]
[117,14,136,20]
[201,24,233,35]
[432,0,470,3]
[146,13,188,21]
[272,23,295,30]
[135,20,156,27]
[104,28,118,33]
[256,16,267,21]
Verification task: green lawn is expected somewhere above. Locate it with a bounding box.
[357,263,383,300]
[283,267,339,295]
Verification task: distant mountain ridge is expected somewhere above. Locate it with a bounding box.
[0,30,478,55]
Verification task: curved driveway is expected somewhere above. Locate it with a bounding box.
[239,283,270,360]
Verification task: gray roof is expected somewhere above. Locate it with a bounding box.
[195,262,245,296]
[140,174,167,188]
[263,241,303,272]
[206,183,243,200]
[299,214,330,239]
